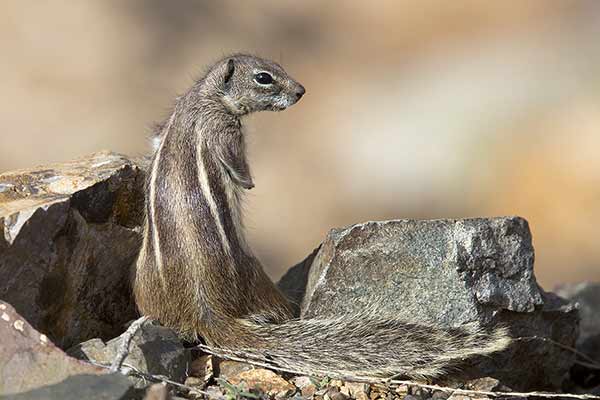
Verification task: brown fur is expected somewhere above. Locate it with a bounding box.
[133,54,510,379]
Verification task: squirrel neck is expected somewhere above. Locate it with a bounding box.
[173,95,247,255]
[177,83,243,132]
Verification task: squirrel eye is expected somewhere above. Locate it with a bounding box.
[254,72,274,85]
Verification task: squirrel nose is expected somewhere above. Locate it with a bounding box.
[295,85,306,100]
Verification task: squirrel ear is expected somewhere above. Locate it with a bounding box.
[224,59,235,87]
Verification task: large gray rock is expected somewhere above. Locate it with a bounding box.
[68,319,191,388]
[0,301,106,396]
[278,217,578,390]
[0,151,144,349]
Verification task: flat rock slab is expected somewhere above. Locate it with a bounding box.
[0,151,144,348]
[0,301,106,396]
[279,217,578,390]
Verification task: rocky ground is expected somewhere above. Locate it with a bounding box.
[1,152,599,399]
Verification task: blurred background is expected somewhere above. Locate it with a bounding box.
[2,1,599,288]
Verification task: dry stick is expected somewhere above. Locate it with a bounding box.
[196,344,600,400]
[91,360,211,398]
[514,336,600,370]
[109,316,149,373]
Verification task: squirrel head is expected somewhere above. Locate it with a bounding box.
[208,54,305,116]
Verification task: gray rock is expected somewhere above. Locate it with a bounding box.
[143,383,169,400]
[217,360,254,381]
[0,151,145,349]
[278,217,578,390]
[555,282,600,387]
[555,282,600,346]
[0,301,106,396]
[3,373,135,400]
[68,319,191,387]
[431,391,450,400]
[463,377,506,392]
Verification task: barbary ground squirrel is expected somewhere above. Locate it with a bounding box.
[133,54,510,379]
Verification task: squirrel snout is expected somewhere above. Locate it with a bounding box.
[294,85,306,100]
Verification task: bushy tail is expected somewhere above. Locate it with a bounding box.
[217,315,511,380]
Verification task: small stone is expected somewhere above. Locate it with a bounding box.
[67,338,108,362]
[355,389,369,400]
[189,354,213,381]
[343,382,370,400]
[329,379,344,388]
[370,388,386,400]
[409,386,430,399]
[291,376,313,389]
[144,382,169,400]
[276,388,296,399]
[13,320,24,331]
[464,377,502,392]
[204,385,225,400]
[403,395,419,400]
[340,385,351,396]
[302,384,317,397]
[447,394,488,400]
[291,375,319,397]
[328,387,349,400]
[431,390,450,400]
[228,368,295,396]
[394,385,409,395]
[185,376,206,388]
[217,360,254,381]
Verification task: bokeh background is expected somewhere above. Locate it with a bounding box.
[2,1,599,288]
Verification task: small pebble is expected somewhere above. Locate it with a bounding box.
[395,385,409,395]
[403,395,419,400]
[328,387,349,400]
[431,390,450,400]
[13,320,25,332]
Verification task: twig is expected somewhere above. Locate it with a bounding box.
[514,336,600,370]
[91,360,211,397]
[196,344,600,400]
[109,316,149,373]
